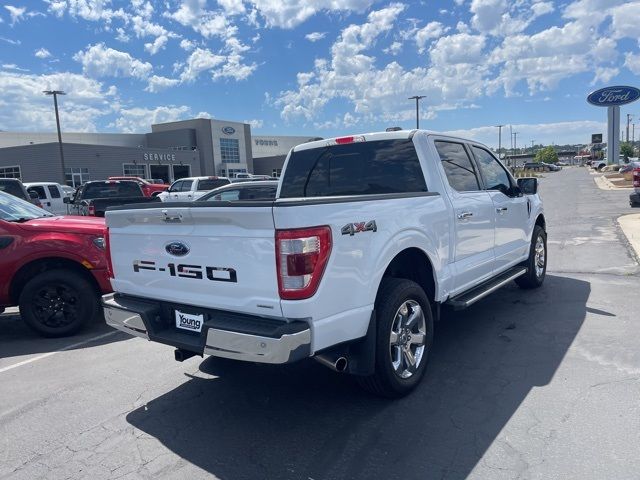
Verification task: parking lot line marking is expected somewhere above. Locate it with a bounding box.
[0,331,119,374]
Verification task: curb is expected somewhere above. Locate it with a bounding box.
[618,214,640,261]
[594,175,634,191]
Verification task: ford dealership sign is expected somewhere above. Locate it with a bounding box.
[587,86,640,107]
[222,126,236,135]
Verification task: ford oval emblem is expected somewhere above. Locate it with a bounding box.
[587,86,640,107]
[222,126,235,135]
[165,241,190,257]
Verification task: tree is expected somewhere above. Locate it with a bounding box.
[535,146,558,163]
[620,142,634,160]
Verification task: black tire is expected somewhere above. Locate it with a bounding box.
[19,269,98,337]
[357,278,434,398]
[516,225,547,289]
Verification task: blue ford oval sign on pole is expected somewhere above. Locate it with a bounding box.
[587,86,640,165]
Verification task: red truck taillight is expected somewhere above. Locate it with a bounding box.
[105,228,114,279]
[633,169,640,188]
[276,226,332,300]
[88,204,96,216]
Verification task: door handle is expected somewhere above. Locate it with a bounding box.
[457,212,473,220]
[496,207,508,214]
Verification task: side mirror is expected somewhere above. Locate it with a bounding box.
[63,197,71,204]
[517,177,538,195]
[28,190,39,200]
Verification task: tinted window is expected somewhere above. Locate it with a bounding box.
[197,179,229,191]
[47,185,61,198]
[472,146,511,192]
[29,186,47,199]
[0,180,26,199]
[169,181,183,192]
[280,139,427,198]
[81,182,142,199]
[240,186,277,200]
[435,141,480,192]
[180,180,193,192]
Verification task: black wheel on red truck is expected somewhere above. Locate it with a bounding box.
[357,278,434,398]
[19,269,98,337]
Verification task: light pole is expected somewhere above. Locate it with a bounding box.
[43,90,67,184]
[495,125,504,156]
[408,95,426,129]
[531,140,534,154]
[512,131,518,156]
[626,113,633,143]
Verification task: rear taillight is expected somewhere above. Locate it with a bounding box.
[105,228,114,279]
[88,205,96,216]
[633,169,640,188]
[276,226,332,300]
[328,135,365,146]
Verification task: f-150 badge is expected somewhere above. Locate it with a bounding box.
[341,220,377,236]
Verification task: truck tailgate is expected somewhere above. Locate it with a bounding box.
[106,204,282,317]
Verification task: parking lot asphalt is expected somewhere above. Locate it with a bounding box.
[1,167,639,480]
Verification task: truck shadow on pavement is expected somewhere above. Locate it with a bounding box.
[126,274,590,480]
[0,315,128,359]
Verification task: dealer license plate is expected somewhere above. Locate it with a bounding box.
[175,310,204,333]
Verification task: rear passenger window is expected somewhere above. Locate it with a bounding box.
[47,185,61,198]
[279,139,427,198]
[435,141,481,192]
[180,180,193,192]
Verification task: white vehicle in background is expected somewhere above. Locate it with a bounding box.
[23,182,67,215]
[103,130,546,398]
[157,176,231,202]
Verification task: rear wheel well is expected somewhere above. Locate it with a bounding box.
[535,214,546,231]
[10,258,100,304]
[380,248,436,303]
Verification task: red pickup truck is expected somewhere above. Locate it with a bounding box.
[0,191,112,337]
[107,177,168,197]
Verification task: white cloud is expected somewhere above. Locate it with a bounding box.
[2,64,29,72]
[111,105,192,133]
[591,67,619,85]
[430,33,486,65]
[0,69,117,132]
[73,43,153,80]
[180,38,196,51]
[34,48,52,59]
[245,119,264,129]
[384,41,403,55]
[305,31,326,42]
[251,0,376,28]
[624,52,640,75]
[144,35,169,55]
[218,0,245,15]
[145,75,180,93]
[610,2,640,40]
[470,0,555,37]
[0,36,21,45]
[179,47,226,82]
[45,0,128,23]
[415,21,449,53]
[115,28,130,42]
[4,5,25,24]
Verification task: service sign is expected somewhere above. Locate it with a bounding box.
[587,86,640,107]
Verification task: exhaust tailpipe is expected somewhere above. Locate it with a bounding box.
[315,353,348,373]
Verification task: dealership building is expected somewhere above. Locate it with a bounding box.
[0,118,320,186]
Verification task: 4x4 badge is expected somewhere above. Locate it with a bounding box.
[341,220,377,236]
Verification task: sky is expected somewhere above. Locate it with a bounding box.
[0,0,639,149]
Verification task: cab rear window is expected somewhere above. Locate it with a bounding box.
[279,139,427,198]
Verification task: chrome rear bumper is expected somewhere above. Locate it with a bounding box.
[102,293,311,364]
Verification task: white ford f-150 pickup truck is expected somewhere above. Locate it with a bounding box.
[102,130,546,397]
